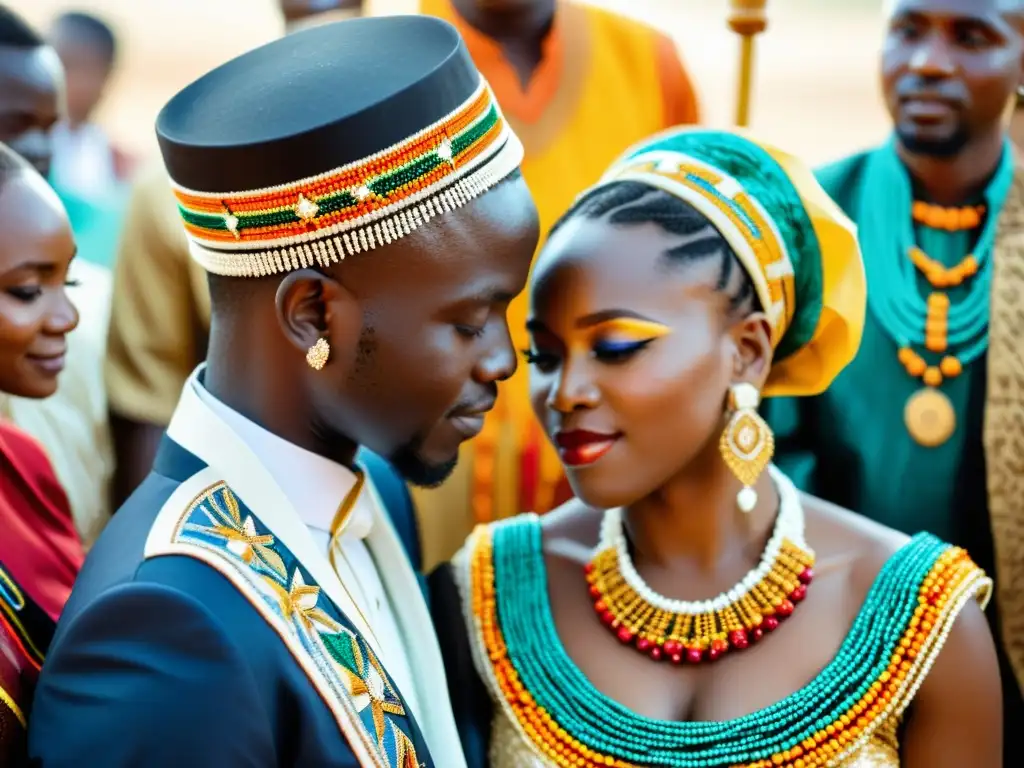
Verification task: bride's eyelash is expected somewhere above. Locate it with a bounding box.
[593,338,654,361]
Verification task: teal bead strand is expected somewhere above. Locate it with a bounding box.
[491,517,947,767]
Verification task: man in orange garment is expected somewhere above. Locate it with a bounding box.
[105,0,699,567]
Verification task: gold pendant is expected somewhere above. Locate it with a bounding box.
[904,387,956,447]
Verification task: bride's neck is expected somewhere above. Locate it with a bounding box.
[623,442,779,572]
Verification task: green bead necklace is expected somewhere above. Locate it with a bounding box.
[493,517,946,767]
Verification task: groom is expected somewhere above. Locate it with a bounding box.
[29,15,537,767]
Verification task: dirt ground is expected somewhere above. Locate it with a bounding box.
[16,0,892,166]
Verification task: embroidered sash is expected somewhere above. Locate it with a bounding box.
[146,477,429,768]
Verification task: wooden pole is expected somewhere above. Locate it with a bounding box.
[728,0,768,127]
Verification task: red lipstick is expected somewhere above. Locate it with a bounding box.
[555,430,619,467]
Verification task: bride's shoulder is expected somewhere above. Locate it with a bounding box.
[800,491,989,614]
[801,492,912,593]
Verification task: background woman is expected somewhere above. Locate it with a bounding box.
[0,142,83,763]
[433,128,1002,767]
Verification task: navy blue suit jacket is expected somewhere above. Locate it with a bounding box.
[27,437,431,767]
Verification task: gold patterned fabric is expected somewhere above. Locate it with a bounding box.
[486,708,901,768]
[985,151,1024,691]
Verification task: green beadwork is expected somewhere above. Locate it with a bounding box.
[856,138,1013,366]
[492,517,947,767]
[177,105,500,235]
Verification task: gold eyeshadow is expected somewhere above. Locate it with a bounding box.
[583,318,671,343]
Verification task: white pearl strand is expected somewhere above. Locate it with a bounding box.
[598,465,813,615]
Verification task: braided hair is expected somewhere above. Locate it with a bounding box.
[548,181,759,317]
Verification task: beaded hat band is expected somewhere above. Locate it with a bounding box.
[173,81,522,277]
[597,150,797,345]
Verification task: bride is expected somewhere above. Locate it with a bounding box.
[431,127,1002,767]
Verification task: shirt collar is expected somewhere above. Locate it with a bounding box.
[190,369,373,541]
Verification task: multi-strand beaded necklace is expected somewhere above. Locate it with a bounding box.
[464,514,990,768]
[858,139,1014,447]
[585,469,814,663]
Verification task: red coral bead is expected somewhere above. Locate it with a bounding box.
[790,585,808,602]
[584,562,595,575]
[670,652,683,664]
[761,616,780,632]
[799,567,814,584]
[663,640,683,656]
[588,585,602,599]
[599,610,615,626]
[636,637,652,653]
[776,600,795,617]
[708,647,723,661]
[750,627,765,643]
[686,648,703,664]
[593,600,607,613]
[617,627,635,644]
[729,630,749,650]
[649,646,663,661]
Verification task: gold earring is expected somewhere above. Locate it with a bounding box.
[306,337,330,371]
[718,382,774,513]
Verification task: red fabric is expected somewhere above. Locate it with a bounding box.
[0,422,84,622]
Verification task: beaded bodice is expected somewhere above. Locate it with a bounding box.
[454,515,990,768]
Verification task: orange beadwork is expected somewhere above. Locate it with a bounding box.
[469,531,985,768]
[469,532,641,768]
[898,247,977,385]
[175,86,501,248]
[924,292,948,353]
[911,201,984,231]
[176,86,492,213]
[908,247,978,289]
[898,347,961,388]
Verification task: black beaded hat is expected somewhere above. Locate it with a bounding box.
[157,15,522,277]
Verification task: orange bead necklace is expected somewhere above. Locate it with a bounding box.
[911,201,985,231]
